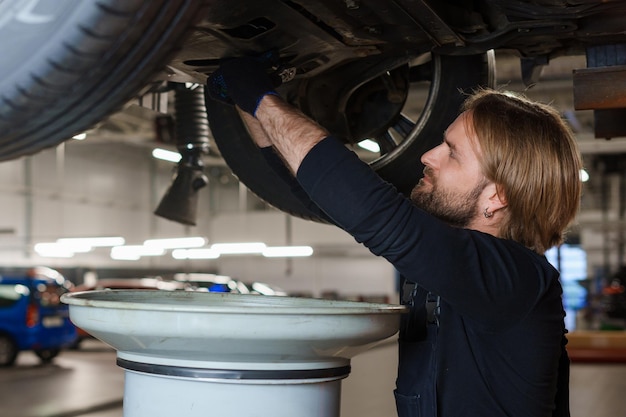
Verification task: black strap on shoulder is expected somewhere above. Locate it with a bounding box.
[400,278,440,342]
[425,291,440,326]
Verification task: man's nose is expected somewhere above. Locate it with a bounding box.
[421,144,440,167]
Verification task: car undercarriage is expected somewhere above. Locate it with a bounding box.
[1,0,625,222]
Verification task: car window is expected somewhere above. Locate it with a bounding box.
[0,284,29,308]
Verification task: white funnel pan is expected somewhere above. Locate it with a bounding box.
[62,290,407,417]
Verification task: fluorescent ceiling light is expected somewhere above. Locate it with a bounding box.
[357,139,380,153]
[35,241,91,254]
[57,237,125,247]
[34,243,75,258]
[262,246,314,257]
[110,252,140,261]
[211,242,267,255]
[110,245,165,260]
[36,236,127,258]
[152,148,182,163]
[72,133,87,140]
[56,242,92,253]
[144,237,206,249]
[172,248,220,260]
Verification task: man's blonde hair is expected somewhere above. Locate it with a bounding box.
[462,89,582,254]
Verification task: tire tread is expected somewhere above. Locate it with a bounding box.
[0,0,207,160]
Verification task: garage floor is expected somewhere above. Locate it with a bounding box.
[1,338,624,417]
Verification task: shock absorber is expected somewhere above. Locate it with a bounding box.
[154,83,209,226]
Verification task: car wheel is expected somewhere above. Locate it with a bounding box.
[206,52,495,221]
[35,348,60,363]
[0,0,207,161]
[68,337,83,350]
[0,334,18,367]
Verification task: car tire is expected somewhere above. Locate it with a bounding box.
[68,337,83,350]
[0,0,207,161]
[0,334,18,367]
[205,52,495,221]
[35,348,60,363]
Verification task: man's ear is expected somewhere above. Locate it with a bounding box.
[486,182,507,211]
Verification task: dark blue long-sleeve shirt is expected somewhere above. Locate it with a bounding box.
[263,136,569,417]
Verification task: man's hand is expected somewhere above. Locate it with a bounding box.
[208,56,328,174]
[207,57,279,116]
[206,70,233,106]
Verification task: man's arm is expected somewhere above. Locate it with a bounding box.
[253,95,329,175]
[238,102,336,223]
[238,108,272,148]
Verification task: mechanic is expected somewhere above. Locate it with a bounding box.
[208,58,581,417]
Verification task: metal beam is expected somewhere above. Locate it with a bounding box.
[573,65,626,110]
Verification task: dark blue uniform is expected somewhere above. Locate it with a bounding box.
[262,136,570,417]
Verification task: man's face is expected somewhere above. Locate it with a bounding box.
[410,112,488,228]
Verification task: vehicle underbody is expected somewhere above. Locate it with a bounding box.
[1,0,625,222]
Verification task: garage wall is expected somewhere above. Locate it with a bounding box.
[0,139,396,299]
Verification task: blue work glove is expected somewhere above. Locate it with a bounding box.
[207,69,234,106]
[207,57,279,117]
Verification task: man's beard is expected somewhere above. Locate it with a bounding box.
[410,172,487,228]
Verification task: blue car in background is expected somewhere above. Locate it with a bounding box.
[0,267,77,366]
